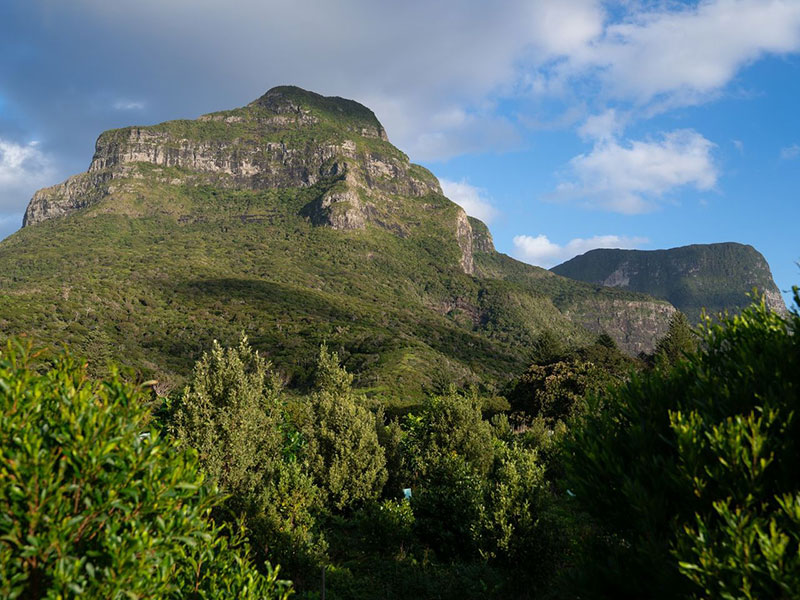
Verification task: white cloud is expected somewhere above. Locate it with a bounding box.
[439,178,499,223]
[554,129,718,213]
[67,0,565,161]
[0,138,55,211]
[397,109,521,162]
[113,99,145,110]
[577,109,625,141]
[733,139,744,154]
[526,0,605,56]
[780,143,800,159]
[513,233,648,268]
[0,138,55,232]
[15,0,800,163]
[563,0,800,107]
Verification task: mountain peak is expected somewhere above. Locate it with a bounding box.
[249,85,388,141]
[23,85,445,233]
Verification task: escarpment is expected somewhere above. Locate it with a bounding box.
[25,90,435,217]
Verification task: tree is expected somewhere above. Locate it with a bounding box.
[508,359,601,426]
[173,335,323,583]
[174,336,285,496]
[564,292,800,599]
[303,345,387,511]
[508,333,637,427]
[651,311,697,369]
[400,388,496,560]
[0,340,292,599]
[402,386,495,481]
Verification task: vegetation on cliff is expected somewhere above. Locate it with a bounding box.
[551,243,786,322]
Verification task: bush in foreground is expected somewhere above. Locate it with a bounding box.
[0,341,292,599]
[565,293,800,599]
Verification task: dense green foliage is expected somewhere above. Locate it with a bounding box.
[173,336,324,582]
[0,341,292,599]
[551,243,785,322]
[301,345,387,510]
[564,292,800,599]
[651,310,697,369]
[0,185,605,405]
[507,333,636,426]
[167,339,576,599]
[3,288,796,599]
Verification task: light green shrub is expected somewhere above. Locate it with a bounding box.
[0,340,292,599]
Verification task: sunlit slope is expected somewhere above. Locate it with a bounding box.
[0,87,674,400]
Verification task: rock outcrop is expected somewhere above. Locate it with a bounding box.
[24,86,441,230]
[559,297,677,356]
[468,217,495,254]
[455,209,474,275]
[23,171,111,227]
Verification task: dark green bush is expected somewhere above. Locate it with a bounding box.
[651,310,697,370]
[564,294,800,599]
[411,452,485,560]
[402,387,494,482]
[302,345,387,511]
[508,333,637,427]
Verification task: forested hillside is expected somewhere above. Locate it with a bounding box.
[0,87,674,403]
[3,292,798,598]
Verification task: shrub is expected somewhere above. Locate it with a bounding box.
[479,442,546,563]
[564,293,800,599]
[352,499,416,557]
[508,334,636,427]
[411,452,484,560]
[303,345,387,511]
[0,340,292,599]
[402,387,494,482]
[173,336,286,496]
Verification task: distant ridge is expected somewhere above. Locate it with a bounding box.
[551,242,786,322]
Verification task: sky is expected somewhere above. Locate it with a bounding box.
[1,0,798,304]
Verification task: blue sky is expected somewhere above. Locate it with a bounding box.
[1,0,798,303]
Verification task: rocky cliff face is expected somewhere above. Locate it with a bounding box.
[469,217,495,254]
[552,243,787,321]
[23,86,486,271]
[23,171,112,227]
[558,297,677,356]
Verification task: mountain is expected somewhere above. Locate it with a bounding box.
[1,86,675,401]
[551,243,786,323]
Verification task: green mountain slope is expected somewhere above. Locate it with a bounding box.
[0,86,675,401]
[551,243,786,323]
